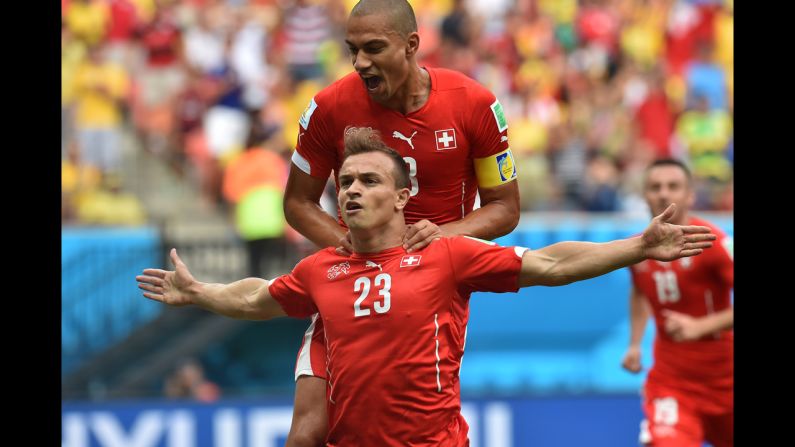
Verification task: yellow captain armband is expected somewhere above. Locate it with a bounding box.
[474,148,518,188]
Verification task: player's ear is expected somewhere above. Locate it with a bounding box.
[395,187,410,211]
[406,32,419,58]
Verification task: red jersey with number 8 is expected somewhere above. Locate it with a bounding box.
[292,67,514,226]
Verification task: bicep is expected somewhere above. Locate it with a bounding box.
[477,181,520,211]
[253,280,288,319]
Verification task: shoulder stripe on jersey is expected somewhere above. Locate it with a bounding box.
[294,313,319,380]
[291,150,311,175]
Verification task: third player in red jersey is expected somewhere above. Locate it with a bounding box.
[623,159,734,447]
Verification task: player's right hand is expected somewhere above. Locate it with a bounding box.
[621,346,643,374]
[335,232,354,256]
[136,248,196,306]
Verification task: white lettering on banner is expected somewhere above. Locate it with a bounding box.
[462,403,514,447]
[61,402,513,447]
[214,409,242,447]
[484,404,513,447]
[461,404,479,447]
[91,411,164,447]
[249,408,293,447]
[167,412,194,447]
[62,414,88,447]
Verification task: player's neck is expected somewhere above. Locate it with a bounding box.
[381,65,430,115]
[349,218,406,254]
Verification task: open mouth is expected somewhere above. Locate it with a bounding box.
[362,75,382,92]
[345,201,363,214]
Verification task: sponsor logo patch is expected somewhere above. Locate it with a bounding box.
[491,99,508,132]
[299,98,318,130]
[496,150,517,182]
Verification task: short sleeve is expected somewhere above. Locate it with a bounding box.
[293,89,338,180]
[446,236,525,295]
[268,255,319,318]
[467,88,509,158]
[466,87,516,188]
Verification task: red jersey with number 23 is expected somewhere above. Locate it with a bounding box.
[269,237,525,446]
[629,217,733,413]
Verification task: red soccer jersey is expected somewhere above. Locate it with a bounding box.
[269,237,525,446]
[629,217,733,413]
[292,67,514,226]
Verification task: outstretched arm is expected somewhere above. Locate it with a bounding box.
[518,204,716,287]
[136,249,287,320]
[402,182,520,252]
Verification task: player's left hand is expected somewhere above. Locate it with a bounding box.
[137,248,196,307]
[642,204,716,261]
[403,219,445,252]
[662,309,706,342]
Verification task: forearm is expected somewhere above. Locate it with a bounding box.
[521,238,645,287]
[439,199,518,240]
[284,199,346,249]
[188,277,281,320]
[628,293,651,347]
[700,307,734,335]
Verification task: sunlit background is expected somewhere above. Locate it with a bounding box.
[61,0,733,445]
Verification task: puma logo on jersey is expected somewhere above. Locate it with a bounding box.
[365,260,382,271]
[392,130,417,150]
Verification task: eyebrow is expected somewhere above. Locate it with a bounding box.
[339,171,384,180]
[344,38,389,48]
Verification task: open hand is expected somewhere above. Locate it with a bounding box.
[642,204,716,261]
[136,248,196,306]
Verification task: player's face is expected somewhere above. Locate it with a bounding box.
[338,152,408,230]
[644,165,695,222]
[345,13,413,103]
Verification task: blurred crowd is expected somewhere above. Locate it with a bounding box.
[61,0,733,224]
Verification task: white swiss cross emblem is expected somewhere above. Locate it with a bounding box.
[435,129,457,150]
[400,255,422,268]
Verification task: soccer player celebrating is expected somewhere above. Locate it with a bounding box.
[138,129,716,447]
[283,1,520,444]
[622,159,733,447]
